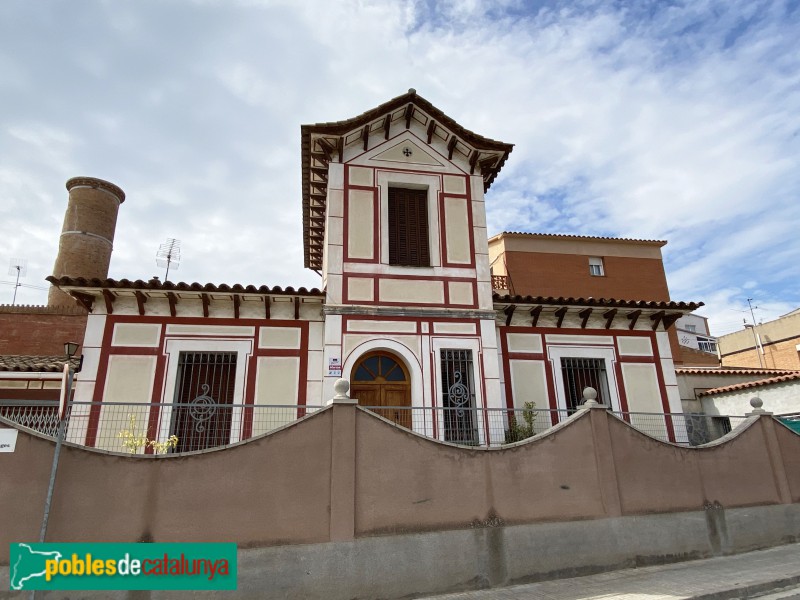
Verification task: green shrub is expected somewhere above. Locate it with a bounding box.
[505,401,536,443]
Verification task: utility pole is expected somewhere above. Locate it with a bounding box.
[746,298,764,368]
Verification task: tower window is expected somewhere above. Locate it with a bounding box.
[388,187,430,267]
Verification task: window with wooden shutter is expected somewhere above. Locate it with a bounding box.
[388,187,430,266]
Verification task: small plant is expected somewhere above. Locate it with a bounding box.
[505,401,536,443]
[118,414,178,455]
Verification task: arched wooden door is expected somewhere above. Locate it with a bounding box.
[350,351,412,428]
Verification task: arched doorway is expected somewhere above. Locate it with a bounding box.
[350,351,412,428]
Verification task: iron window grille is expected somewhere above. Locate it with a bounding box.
[171,352,237,452]
[440,349,478,444]
[560,357,611,412]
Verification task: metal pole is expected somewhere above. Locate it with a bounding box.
[39,367,72,542]
[11,265,21,306]
[746,299,764,368]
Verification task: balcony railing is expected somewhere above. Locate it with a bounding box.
[1,399,755,453]
[491,274,509,291]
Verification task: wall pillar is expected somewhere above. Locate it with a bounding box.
[327,379,357,541]
[582,388,623,518]
[748,397,793,504]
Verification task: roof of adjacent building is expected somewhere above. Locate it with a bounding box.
[0,355,81,372]
[301,89,514,270]
[676,367,798,375]
[46,276,324,296]
[492,293,702,310]
[698,371,800,396]
[490,232,667,246]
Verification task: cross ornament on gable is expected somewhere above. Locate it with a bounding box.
[402,147,413,157]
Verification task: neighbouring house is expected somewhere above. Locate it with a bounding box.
[698,371,800,421]
[11,90,704,451]
[675,366,800,443]
[674,313,719,367]
[718,308,800,370]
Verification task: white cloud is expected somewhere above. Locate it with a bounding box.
[0,0,797,333]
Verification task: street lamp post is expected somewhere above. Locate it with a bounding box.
[38,341,81,543]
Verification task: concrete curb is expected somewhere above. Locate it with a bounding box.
[691,575,800,599]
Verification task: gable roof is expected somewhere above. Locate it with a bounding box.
[301,90,514,270]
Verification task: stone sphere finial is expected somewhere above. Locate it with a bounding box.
[408,88,417,94]
[582,386,599,408]
[333,379,350,399]
[749,397,765,414]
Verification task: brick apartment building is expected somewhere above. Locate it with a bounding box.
[718,309,800,370]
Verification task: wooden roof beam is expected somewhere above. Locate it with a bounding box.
[310,151,330,166]
[404,103,413,129]
[294,296,300,320]
[530,305,543,327]
[72,292,94,313]
[310,167,328,180]
[317,138,335,162]
[102,289,115,314]
[426,120,436,144]
[362,124,369,151]
[504,304,516,326]
[201,293,210,318]
[233,294,241,319]
[166,292,178,318]
[469,150,479,175]
[134,291,147,316]
[447,135,458,160]
[579,308,592,329]
[603,308,617,329]
[383,114,391,140]
[479,156,498,171]
[627,309,642,330]
[663,313,682,330]
[264,297,271,319]
[650,310,666,331]
[554,306,568,328]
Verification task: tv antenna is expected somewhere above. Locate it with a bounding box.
[7,258,27,305]
[156,238,181,282]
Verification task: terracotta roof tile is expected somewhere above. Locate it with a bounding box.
[492,293,702,310]
[676,368,798,376]
[494,232,667,246]
[46,276,324,296]
[0,355,80,372]
[698,372,800,396]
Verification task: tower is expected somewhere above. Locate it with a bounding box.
[48,176,125,307]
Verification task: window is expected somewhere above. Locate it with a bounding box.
[589,257,604,276]
[685,324,697,333]
[441,349,477,444]
[697,337,717,353]
[388,187,430,266]
[560,357,610,412]
[171,352,237,452]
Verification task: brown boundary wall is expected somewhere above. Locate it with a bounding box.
[1,404,799,597]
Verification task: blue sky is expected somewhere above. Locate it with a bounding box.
[1,0,798,335]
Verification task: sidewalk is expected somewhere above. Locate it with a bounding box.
[421,543,800,600]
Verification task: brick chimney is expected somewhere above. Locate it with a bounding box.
[48,177,125,307]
